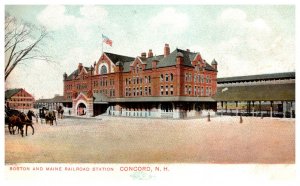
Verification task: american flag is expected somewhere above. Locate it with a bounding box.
[102,34,112,47]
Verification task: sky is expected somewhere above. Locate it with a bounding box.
[4,5,295,99]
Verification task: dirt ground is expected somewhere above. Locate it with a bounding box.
[5,116,295,164]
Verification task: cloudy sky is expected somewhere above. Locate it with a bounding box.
[4,5,295,99]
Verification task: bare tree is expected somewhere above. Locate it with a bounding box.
[5,13,51,80]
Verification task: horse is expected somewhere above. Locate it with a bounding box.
[5,108,23,135]
[22,110,35,136]
[5,108,35,137]
[57,106,64,119]
[5,109,25,137]
[45,111,57,125]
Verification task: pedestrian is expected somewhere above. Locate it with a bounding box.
[207,112,210,122]
[36,114,39,123]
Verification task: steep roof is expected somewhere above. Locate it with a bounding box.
[213,83,295,101]
[153,48,215,71]
[104,52,135,64]
[5,88,22,99]
[218,72,295,83]
[66,48,216,76]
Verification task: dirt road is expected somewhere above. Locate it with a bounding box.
[5,116,295,163]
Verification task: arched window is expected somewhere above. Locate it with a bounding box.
[100,65,107,74]
[165,74,169,82]
[170,73,174,81]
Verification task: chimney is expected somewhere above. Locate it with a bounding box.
[164,43,170,57]
[176,52,184,66]
[186,49,190,52]
[141,52,147,58]
[115,61,123,72]
[152,56,159,69]
[78,63,83,72]
[148,49,153,58]
[63,72,67,80]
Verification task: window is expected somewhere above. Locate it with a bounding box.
[197,87,200,95]
[160,86,164,95]
[148,76,151,83]
[170,85,174,95]
[140,87,142,96]
[145,76,148,83]
[188,86,192,95]
[166,74,169,82]
[206,87,209,96]
[133,88,136,96]
[185,73,188,81]
[137,77,139,84]
[194,86,197,95]
[206,76,209,83]
[129,88,131,96]
[185,85,188,94]
[149,86,151,95]
[125,78,128,85]
[160,74,164,82]
[194,75,197,83]
[166,85,169,95]
[100,65,107,74]
[145,87,148,96]
[140,77,143,84]
[201,87,204,96]
[136,87,139,96]
[170,73,174,81]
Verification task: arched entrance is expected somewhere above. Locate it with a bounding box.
[77,102,87,116]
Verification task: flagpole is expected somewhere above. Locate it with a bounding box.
[101,34,103,55]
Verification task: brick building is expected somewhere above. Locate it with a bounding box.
[63,44,218,118]
[5,88,35,110]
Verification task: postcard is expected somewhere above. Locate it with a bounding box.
[3,3,296,185]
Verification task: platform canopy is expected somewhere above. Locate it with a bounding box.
[214,83,295,102]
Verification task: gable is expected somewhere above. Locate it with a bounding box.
[130,57,144,67]
[74,92,88,102]
[193,53,203,62]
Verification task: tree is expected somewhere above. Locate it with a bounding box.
[5,13,51,80]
